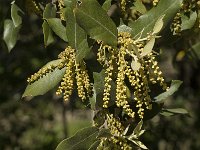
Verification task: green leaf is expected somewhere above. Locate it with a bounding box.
[153,15,165,34]
[130,140,148,149]
[11,3,24,27]
[181,11,197,30]
[134,0,146,14]
[155,80,183,103]
[97,128,112,138]
[65,7,90,62]
[3,19,20,52]
[133,120,143,137]
[93,70,116,107]
[47,18,68,42]
[56,127,99,150]
[88,140,101,150]
[22,60,66,97]
[43,3,57,19]
[42,21,54,46]
[131,60,141,71]
[89,86,96,110]
[102,0,112,11]
[129,0,182,38]
[164,108,189,115]
[141,37,155,57]
[75,0,117,46]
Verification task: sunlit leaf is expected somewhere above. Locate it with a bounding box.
[75,0,117,46]
[133,120,143,137]
[131,60,141,71]
[141,37,155,57]
[22,60,66,97]
[56,127,99,150]
[153,15,165,34]
[155,80,183,103]
[118,25,132,33]
[129,0,182,38]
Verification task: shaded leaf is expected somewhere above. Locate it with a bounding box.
[88,140,101,150]
[181,11,197,30]
[42,21,54,46]
[164,108,189,115]
[102,0,112,11]
[97,128,112,138]
[22,60,66,97]
[43,3,57,19]
[134,0,146,14]
[47,18,68,42]
[155,80,183,103]
[129,0,182,38]
[75,0,117,46]
[65,7,90,62]
[3,19,20,52]
[56,127,99,150]
[11,3,24,27]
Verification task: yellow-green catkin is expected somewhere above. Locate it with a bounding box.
[98,32,167,119]
[120,0,127,13]
[25,0,42,16]
[56,47,75,101]
[152,0,159,6]
[58,0,65,20]
[98,113,132,150]
[170,12,181,35]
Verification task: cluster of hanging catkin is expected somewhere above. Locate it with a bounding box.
[171,0,200,35]
[27,46,92,101]
[97,32,167,119]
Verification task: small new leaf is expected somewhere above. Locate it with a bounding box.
[153,15,165,34]
[131,60,141,71]
[141,37,155,57]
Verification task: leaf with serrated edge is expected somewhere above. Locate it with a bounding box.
[155,80,183,103]
[141,37,155,57]
[22,59,66,97]
[129,0,182,38]
[74,0,117,46]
